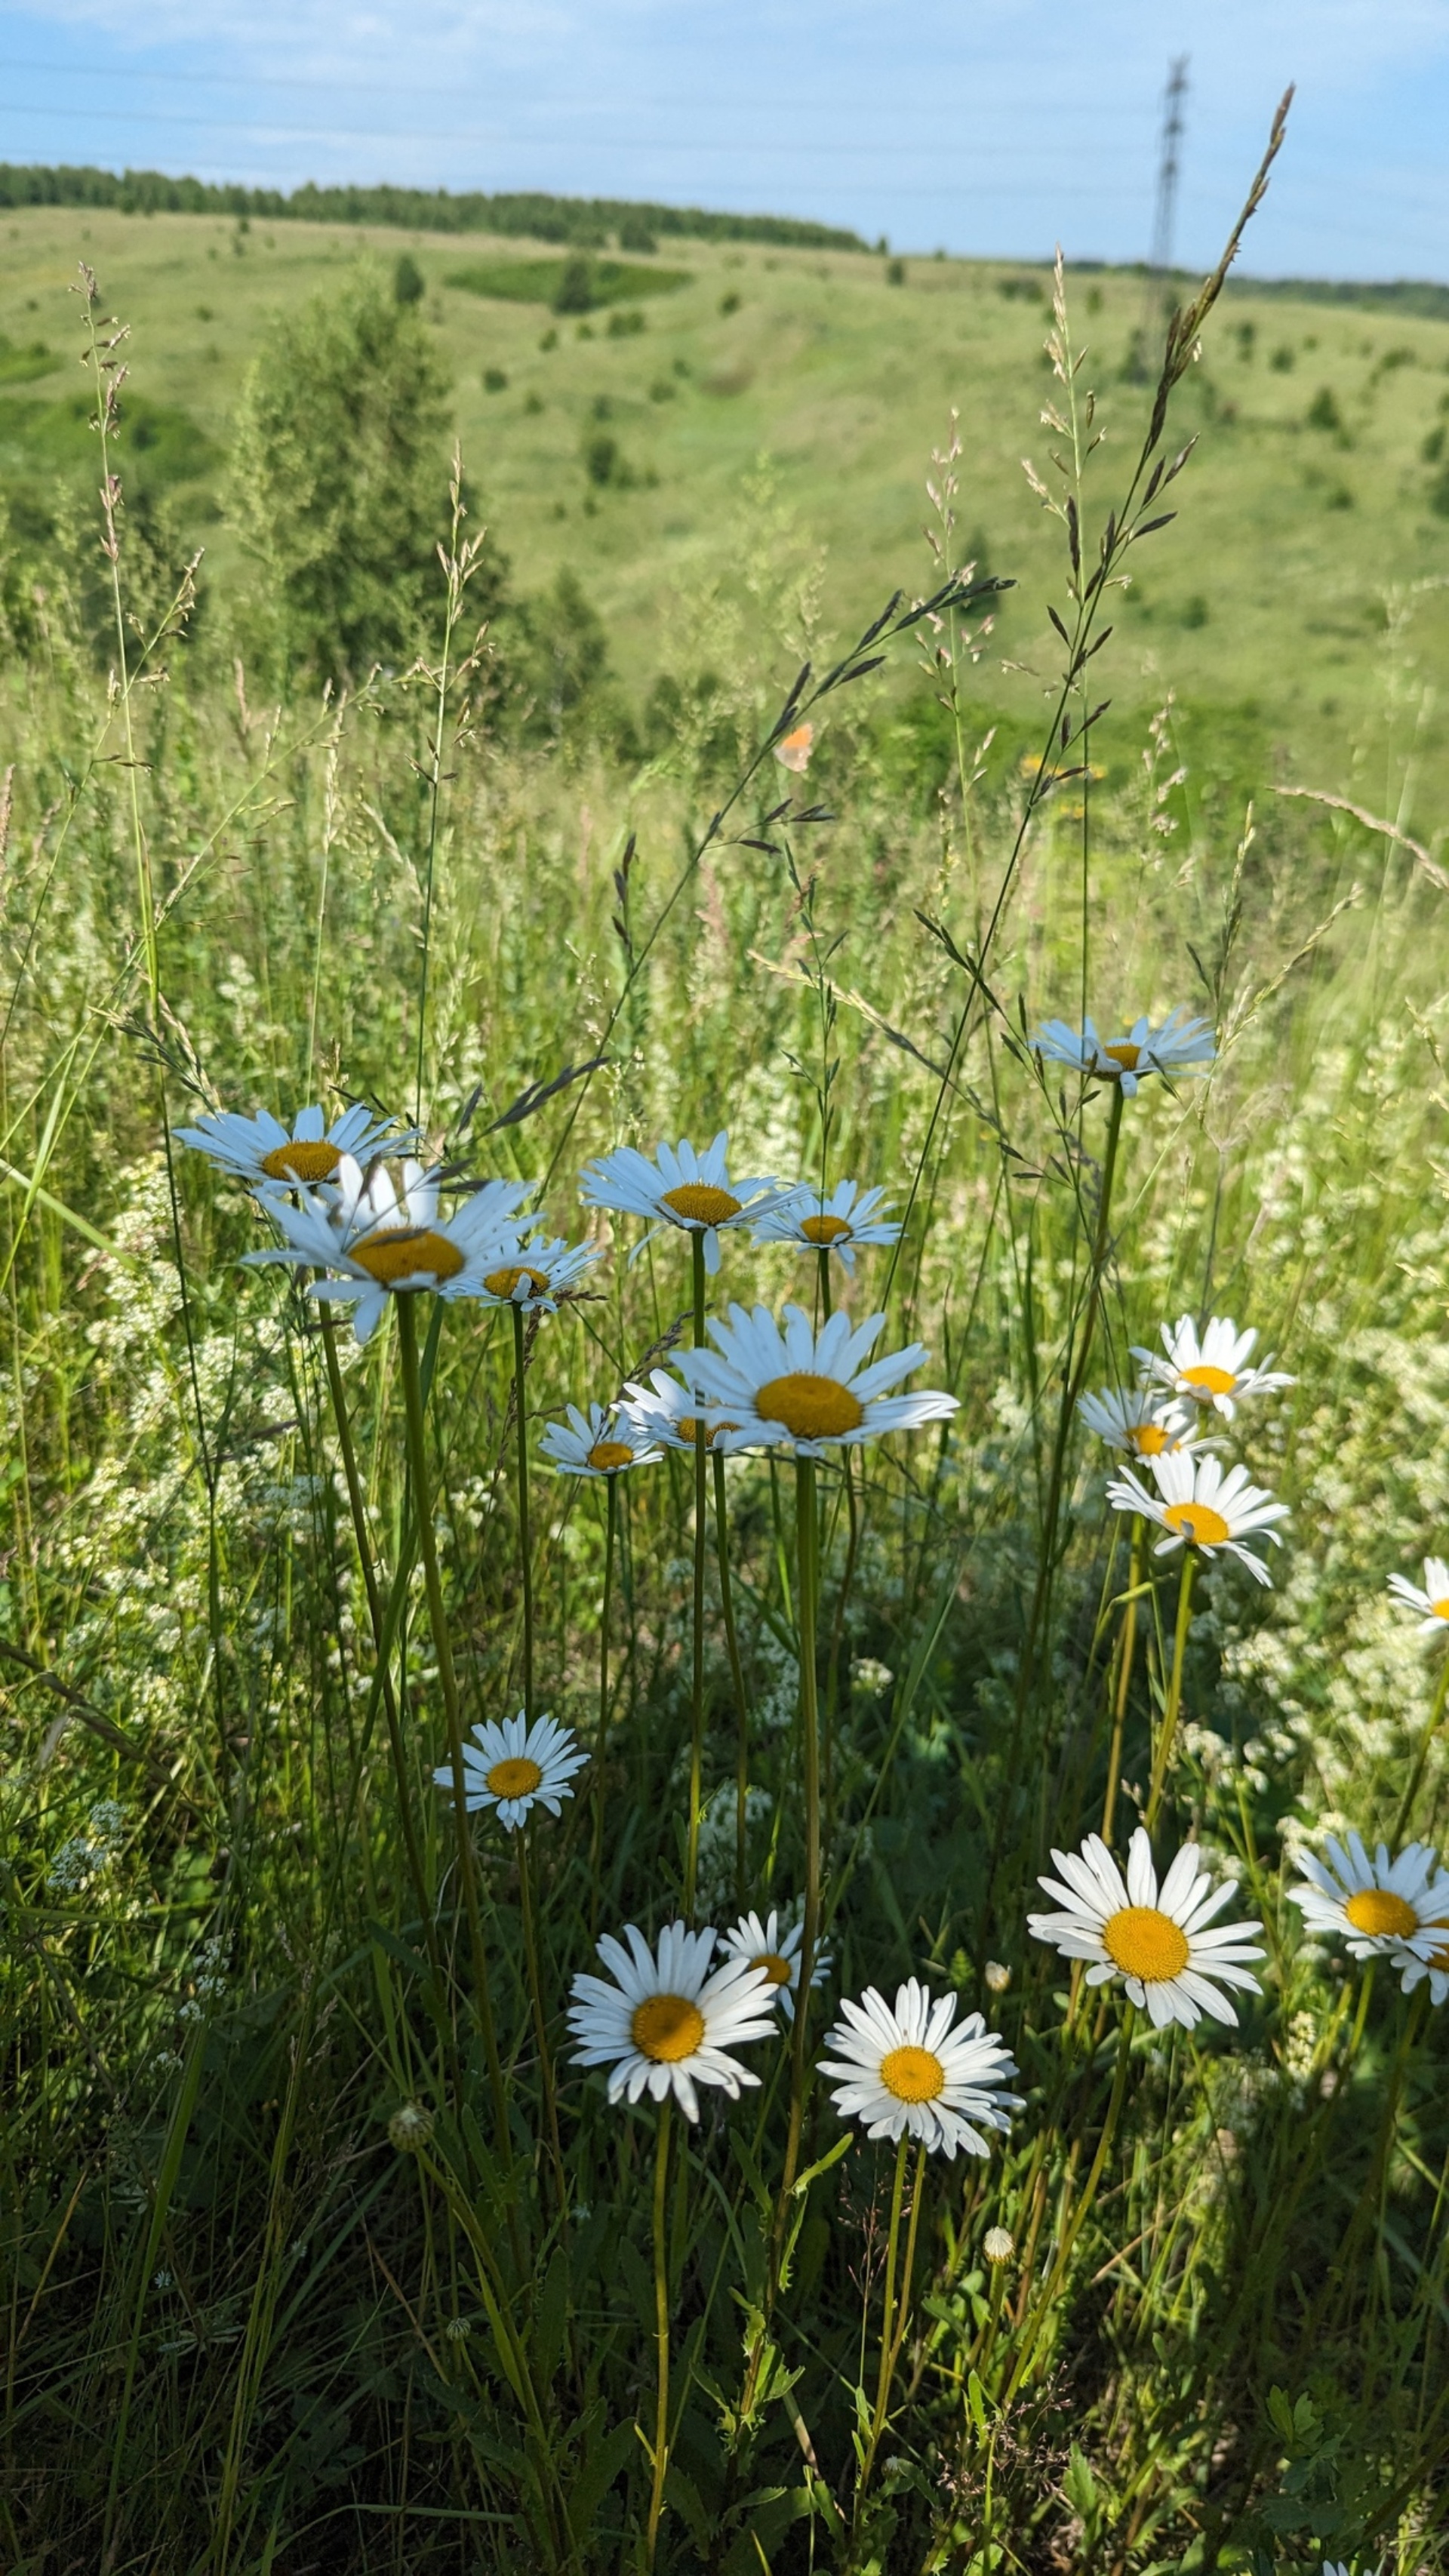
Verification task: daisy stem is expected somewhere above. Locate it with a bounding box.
[395,1295,511,2153]
[684,1231,708,1918]
[1145,1550,1197,1834]
[712,1449,751,1912]
[517,1828,568,2221]
[589,1472,617,1939]
[318,1310,446,2005]
[817,1243,832,1321]
[1393,1649,1449,1844]
[645,2099,673,2570]
[1101,1516,1145,1841]
[854,2135,920,2538]
[512,1303,535,1721]
[783,1454,823,2202]
[1004,2003,1135,2404]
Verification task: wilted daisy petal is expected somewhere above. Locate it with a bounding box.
[1028,1827,1264,2032]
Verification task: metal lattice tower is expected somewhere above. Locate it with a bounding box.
[1137,57,1189,378]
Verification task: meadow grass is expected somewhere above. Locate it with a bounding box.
[5,131,1449,2575]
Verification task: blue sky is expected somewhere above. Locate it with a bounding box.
[2,0,1446,281]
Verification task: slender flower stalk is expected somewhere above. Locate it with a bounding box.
[854,2138,928,2539]
[1393,1650,1449,1845]
[1102,1513,1145,1840]
[517,1828,568,2219]
[395,1297,510,2150]
[1145,1552,1197,1830]
[1005,2005,1136,2400]
[646,2100,673,2570]
[711,1448,752,1910]
[512,1303,535,1719]
[783,1454,823,2199]
[684,1231,708,1916]
[589,1473,618,1934]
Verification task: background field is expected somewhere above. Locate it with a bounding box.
[5,200,1449,812]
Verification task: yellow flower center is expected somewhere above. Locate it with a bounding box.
[755,1373,866,1440]
[751,1951,793,1987]
[676,1417,737,1448]
[1130,1421,1171,1456]
[1432,1599,1449,1622]
[1102,1904,1190,1982]
[485,1755,543,1801]
[259,1138,342,1183]
[660,1183,742,1228]
[1180,1363,1237,1397]
[586,1440,635,1472]
[1103,1042,1141,1073]
[484,1264,549,1301]
[1162,1500,1231,1547]
[801,1214,851,1245]
[1344,1888,1420,1940]
[352,1227,465,1288]
[879,2044,945,2104]
[632,1993,706,2063]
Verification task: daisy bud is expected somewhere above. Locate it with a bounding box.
[388,2101,434,2152]
[983,2226,1015,2266]
[984,1959,1011,1993]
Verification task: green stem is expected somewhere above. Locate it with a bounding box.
[1101,1515,1144,1842]
[1394,1648,1449,1844]
[589,1471,617,1937]
[783,1455,822,2202]
[646,2100,673,2569]
[854,2132,910,2538]
[817,1242,833,1321]
[518,1830,568,2220]
[1145,1550,1197,1833]
[512,1302,535,1719]
[712,1448,751,1912]
[395,1294,510,2151]
[684,1232,708,1916]
[1005,2005,1135,2402]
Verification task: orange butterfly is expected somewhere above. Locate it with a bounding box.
[774,722,814,774]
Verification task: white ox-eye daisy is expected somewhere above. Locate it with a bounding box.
[175,1100,405,1190]
[1029,1829,1265,2030]
[437,1710,586,1830]
[580,1133,789,1276]
[683,1303,957,1457]
[1390,1930,1449,2008]
[1134,1313,1294,1420]
[1032,1005,1215,1097]
[1106,1450,1288,1587]
[244,1155,535,1344]
[537,1400,662,1479]
[1078,1386,1199,1460]
[618,1368,740,1454]
[1388,1556,1449,1638]
[568,1922,777,2122]
[819,1979,1021,2158]
[752,1179,902,1273]
[719,1908,830,2024]
[1287,1832,1449,1959]
[471,1231,602,1314]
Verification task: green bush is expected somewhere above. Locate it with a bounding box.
[1306,386,1344,433]
[226,261,460,683]
[392,251,425,305]
[554,255,596,315]
[583,429,619,487]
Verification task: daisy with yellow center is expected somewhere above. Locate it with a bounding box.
[1134,1313,1294,1422]
[680,1301,957,1458]
[1388,1556,1449,1637]
[1390,1925,1449,2007]
[580,1132,790,1276]
[1287,1830,1449,1961]
[718,1907,831,2024]
[243,1155,537,1344]
[1078,1386,1199,1458]
[1029,1828,1265,2030]
[618,1368,740,1453]
[818,1977,1021,2157]
[175,1100,406,1190]
[1031,1006,1216,1097]
[567,1922,777,2122]
[537,1399,663,1480]
[472,1230,601,1314]
[1106,1449,1288,1587]
[752,1180,902,1275]
[438,1710,586,1830]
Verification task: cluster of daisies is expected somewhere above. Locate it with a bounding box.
[1078,1313,1294,1587]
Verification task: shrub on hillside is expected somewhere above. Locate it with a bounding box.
[226,263,470,684]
